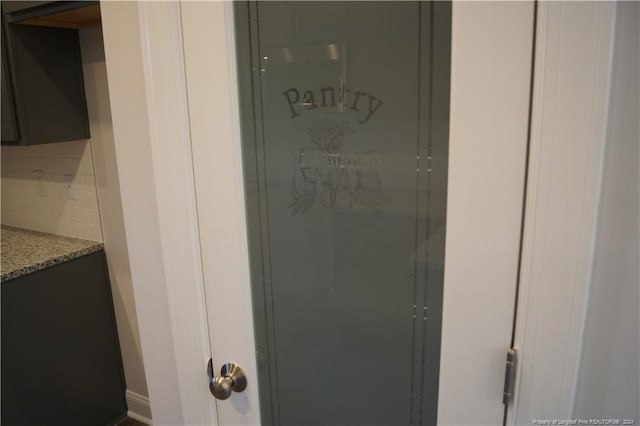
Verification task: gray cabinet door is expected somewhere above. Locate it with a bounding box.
[1,22,19,142]
[1,251,127,425]
[1,2,91,145]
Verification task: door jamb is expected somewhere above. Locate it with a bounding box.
[509,2,616,424]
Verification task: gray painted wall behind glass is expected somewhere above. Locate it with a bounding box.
[573,1,639,421]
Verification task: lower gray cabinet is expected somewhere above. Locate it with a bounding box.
[1,251,127,425]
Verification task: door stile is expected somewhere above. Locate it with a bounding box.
[180,1,263,424]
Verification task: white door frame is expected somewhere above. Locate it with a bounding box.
[99,1,616,425]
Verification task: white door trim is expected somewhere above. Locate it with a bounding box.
[135,3,219,424]
[100,2,616,425]
[509,2,616,425]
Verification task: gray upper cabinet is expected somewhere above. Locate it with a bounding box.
[1,1,94,146]
[1,25,19,143]
[1,2,52,14]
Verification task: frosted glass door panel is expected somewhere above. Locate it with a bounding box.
[234,2,451,424]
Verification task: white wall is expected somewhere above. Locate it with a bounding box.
[1,140,102,241]
[573,2,639,421]
[79,26,151,422]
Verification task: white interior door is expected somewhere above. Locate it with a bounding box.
[181,2,534,425]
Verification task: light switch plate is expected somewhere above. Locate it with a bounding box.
[65,174,77,200]
[35,170,47,197]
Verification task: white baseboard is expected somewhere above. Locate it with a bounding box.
[126,390,153,425]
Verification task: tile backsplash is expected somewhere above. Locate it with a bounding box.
[1,140,103,241]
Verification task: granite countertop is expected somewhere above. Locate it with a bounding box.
[1,225,103,282]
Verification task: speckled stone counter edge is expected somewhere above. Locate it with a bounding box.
[1,226,104,283]
[1,244,104,282]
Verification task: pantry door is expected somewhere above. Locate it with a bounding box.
[181,1,534,425]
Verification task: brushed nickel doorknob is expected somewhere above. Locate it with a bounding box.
[207,359,247,400]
